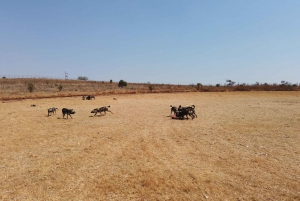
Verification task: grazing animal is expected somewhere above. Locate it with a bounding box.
[91,106,113,116]
[48,107,58,116]
[62,108,76,119]
[30,104,36,107]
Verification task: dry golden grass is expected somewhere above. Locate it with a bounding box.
[0,78,197,101]
[0,92,299,200]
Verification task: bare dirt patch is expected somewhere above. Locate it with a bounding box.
[0,92,299,200]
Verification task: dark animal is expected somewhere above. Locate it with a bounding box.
[62,108,76,119]
[184,105,197,119]
[175,108,190,120]
[30,104,36,107]
[170,105,178,115]
[48,107,58,116]
[86,95,95,100]
[91,106,113,116]
[178,105,197,119]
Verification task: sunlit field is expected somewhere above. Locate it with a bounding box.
[0,92,299,200]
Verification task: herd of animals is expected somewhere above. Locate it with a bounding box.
[47,106,112,119]
[43,95,197,120]
[170,104,197,120]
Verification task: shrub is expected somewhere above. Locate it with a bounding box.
[27,82,35,92]
[148,84,154,91]
[58,84,63,91]
[234,85,251,91]
[118,80,127,88]
[78,76,88,81]
[110,79,113,84]
[197,83,202,91]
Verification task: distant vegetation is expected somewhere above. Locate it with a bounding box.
[148,82,154,91]
[118,80,127,88]
[0,78,299,100]
[58,84,63,91]
[27,82,35,93]
[78,76,88,81]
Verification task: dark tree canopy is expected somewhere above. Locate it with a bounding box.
[118,80,127,88]
[78,76,88,81]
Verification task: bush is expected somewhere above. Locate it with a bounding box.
[118,80,127,88]
[148,84,154,91]
[197,83,202,91]
[58,84,63,91]
[78,76,88,81]
[27,82,35,92]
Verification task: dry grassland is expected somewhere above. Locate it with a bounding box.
[0,92,299,200]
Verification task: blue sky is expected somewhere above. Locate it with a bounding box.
[1,0,299,85]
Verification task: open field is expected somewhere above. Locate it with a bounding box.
[0,92,299,200]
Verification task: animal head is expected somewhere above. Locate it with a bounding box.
[69,109,76,114]
[91,109,98,113]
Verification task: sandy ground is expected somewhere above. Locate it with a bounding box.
[0,92,299,200]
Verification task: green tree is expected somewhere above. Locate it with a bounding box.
[226,79,235,86]
[78,76,88,81]
[118,80,127,88]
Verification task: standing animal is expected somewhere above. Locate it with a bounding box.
[48,107,58,116]
[62,108,76,119]
[182,105,197,119]
[82,96,86,100]
[170,105,178,115]
[91,106,113,116]
[178,105,197,119]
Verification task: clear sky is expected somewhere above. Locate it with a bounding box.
[1,0,299,85]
